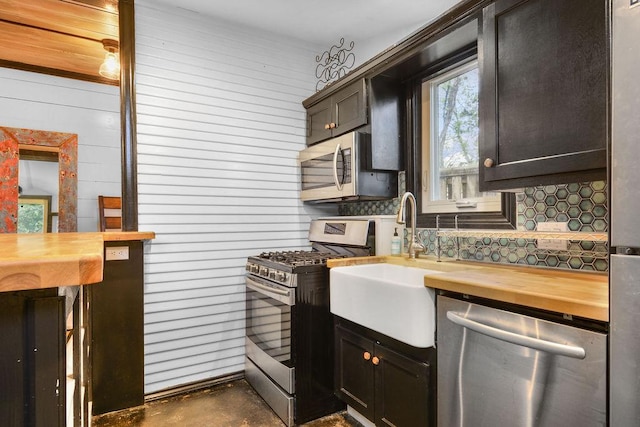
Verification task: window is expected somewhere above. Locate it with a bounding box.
[420,60,500,215]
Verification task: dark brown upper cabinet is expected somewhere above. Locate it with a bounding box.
[479,0,608,191]
[306,78,367,146]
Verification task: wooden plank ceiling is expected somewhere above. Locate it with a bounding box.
[0,0,119,85]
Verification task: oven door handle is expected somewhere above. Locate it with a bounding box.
[332,143,344,191]
[247,276,294,306]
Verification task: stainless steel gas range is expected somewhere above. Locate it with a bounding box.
[244,216,395,426]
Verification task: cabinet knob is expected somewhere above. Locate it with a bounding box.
[363,351,371,361]
[329,122,337,129]
[324,124,331,130]
[372,356,380,366]
[483,158,495,168]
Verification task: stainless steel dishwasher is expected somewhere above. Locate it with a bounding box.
[437,295,606,427]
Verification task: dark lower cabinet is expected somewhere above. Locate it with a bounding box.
[0,289,65,427]
[334,319,434,426]
[374,345,430,427]
[335,325,375,420]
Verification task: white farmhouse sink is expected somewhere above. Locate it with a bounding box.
[330,263,443,348]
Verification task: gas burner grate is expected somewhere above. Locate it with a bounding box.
[257,250,346,266]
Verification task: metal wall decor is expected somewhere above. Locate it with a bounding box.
[315,38,356,91]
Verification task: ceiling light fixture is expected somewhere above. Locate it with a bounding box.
[99,39,120,80]
[60,0,118,14]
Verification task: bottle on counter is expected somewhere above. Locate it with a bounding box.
[391,227,401,255]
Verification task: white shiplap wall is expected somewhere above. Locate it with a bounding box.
[0,68,121,231]
[135,2,336,393]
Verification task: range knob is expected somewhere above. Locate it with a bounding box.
[275,271,287,282]
[251,264,260,274]
[259,266,269,276]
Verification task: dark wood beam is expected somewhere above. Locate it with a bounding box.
[118,0,138,231]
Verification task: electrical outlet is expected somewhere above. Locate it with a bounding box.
[105,246,129,261]
[537,222,568,250]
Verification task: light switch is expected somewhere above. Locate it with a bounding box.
[106,246,129,261]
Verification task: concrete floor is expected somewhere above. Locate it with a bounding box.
[93,379,360,427]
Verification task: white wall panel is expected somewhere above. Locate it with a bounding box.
[0,68,120,231]
[135,1,337,393]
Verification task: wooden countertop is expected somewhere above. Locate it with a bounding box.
[327,255,609,322]
[0,231,155,292]
[102,231,156,241]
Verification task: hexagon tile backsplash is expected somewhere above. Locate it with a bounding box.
[339,179,609,272]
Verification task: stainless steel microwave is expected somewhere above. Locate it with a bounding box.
[299,131,397,203]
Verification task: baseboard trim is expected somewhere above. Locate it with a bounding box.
[144,371,245,403]
[347,405,375,427]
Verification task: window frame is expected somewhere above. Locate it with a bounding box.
[406,47,517,230]
[422,59,501,215]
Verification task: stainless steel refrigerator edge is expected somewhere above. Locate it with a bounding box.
[610,0,640,425]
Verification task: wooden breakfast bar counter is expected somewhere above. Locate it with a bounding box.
[0,233,103,292]
[0,231,154,427]
[0,231,155,292]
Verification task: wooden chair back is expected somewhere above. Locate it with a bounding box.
[98,196,122,232]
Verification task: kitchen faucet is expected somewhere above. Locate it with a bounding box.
[396,191,425,258]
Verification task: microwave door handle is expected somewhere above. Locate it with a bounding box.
[332,143,344,191]
[446,311,586,359]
